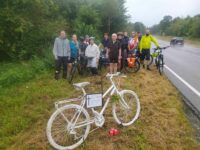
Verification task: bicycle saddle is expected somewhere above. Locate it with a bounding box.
[73,82,90,90]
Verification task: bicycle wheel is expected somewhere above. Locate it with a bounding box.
[47,104,90,150]
[158,55,164,75]
[112,90,140,126]
[155,56,159,69]
[125,59,140,73]
[148,54,153,66]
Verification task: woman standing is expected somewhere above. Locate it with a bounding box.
[68,34,79,77]
[107,33,122,74]
[85,37,100,75]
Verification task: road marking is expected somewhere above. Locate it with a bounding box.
[164,65,200,97]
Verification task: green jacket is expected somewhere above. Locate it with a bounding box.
[140,35,159,51]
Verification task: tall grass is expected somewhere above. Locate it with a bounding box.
[0,48,54,88]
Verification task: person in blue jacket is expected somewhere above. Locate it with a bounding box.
[68,34,79,76]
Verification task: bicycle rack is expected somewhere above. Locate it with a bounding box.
[54,97,83,109]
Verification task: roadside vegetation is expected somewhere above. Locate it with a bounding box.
[0,64,200,149]
[155,35,200,47]
[151,15,200,39]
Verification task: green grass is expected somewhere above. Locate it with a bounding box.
[0,49,54,88]
[0,63,200,149]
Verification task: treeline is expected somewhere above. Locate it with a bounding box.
[0,0,128,61]
[150,15,200,38]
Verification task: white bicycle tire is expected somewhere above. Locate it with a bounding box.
[112,90,140,126]
[46,104,90,150]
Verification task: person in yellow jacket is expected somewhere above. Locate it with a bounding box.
[140,30,160,70]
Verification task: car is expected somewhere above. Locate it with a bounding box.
[170,37,184,46]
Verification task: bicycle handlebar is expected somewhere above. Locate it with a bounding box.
[153,46,170,51]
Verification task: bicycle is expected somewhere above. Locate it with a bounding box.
[67,59,80,84]
[47,72,140,150]
[67,58,91,84]
[149,46,170,75]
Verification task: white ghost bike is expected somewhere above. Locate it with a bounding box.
[46,72,140,150]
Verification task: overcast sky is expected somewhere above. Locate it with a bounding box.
[125,0,200,27]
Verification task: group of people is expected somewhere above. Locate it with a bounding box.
[53,30,160,80]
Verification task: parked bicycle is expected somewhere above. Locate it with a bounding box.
[67,58,91,84]
[67,59,80,84]
[47,72,140,150]
[149,46,170,75]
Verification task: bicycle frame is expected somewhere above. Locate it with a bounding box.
[59,73,129,129]
[81,74,121,116]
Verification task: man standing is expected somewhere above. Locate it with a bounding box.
[85,37,100,75]
[140,30,160,70]
[108,33,122,74]
[53,30,70,80]
[79,36,88,67]
[117,32,124,70]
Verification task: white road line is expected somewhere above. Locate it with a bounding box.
[164,65,200,97]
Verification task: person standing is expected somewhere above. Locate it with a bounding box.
[117,32,124,70]
[123,31,129,51]
[79,36,88,67]
[85,37,100,75]
[108,33,122,74]
[68,34,79,76]
[128,32,139,53]
[102,33,110,52]
[53,30,71,80]
[140,30,160,70]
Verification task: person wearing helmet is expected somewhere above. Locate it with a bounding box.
[85,37,100,75]
[140,30,160,70]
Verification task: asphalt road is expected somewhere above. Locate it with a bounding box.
[155,39,200,116]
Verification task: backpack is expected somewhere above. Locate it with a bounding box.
[127,52,136,68]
